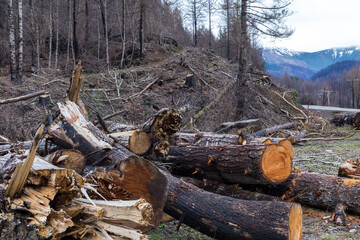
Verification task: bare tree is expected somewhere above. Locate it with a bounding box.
[99,0,110,68]
[120,0,126,68]
[48,0,53,68]
[207,0,217,49]
[139,0,145,59]
[238,0,293,83]
[54,0,59,69]
[8,0,20,82]
[186,0,205,47]
[18,0,23,74]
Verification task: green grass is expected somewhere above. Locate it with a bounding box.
[321,234,338,240]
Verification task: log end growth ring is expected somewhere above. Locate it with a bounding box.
[288,203,303,240]
[129,130,151,155]
[261,144,292,183]
[279,139,295,159]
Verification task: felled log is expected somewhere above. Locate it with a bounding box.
[170,132,295,158]
[0,90,48,105]
[162,170,302,240]
[215,119,260,133]
[181,177,279,201]
[161,143,292,184]
[338,159,360,179]
[245,122,299,138]
[331,112,360,129]
[258,171,360,215]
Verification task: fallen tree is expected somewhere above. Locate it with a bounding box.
[162,170,302,240]
[257,171,360,215]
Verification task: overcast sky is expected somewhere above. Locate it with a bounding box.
[260,0,360,52]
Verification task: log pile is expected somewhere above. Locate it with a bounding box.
[331,112,360,129]
[8,62,360,240]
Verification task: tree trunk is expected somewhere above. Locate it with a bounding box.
[238,0,247,84]
[65,0,72,70]
[226,0,230,60]
[120,0,126,68]
[139,0,145,59]
[8,0,19,83]
[72,0,79,61]
[208,0,212,49]
[54,0,59,69]
[161,143,292,184]
[162,170,302,240]
[245,122,299,138]
[99,0,110,68]
[18,0,23,76]
[258,171,360,215]
[181,176,279,201]
[48,0,53,68]
[193,0,197,47]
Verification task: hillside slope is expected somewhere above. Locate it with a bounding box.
[0,43,302,141]
[263,46,360,79]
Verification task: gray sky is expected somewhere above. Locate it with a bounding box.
[261,0,360,52]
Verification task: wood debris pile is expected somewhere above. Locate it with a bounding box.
[1,62,360,240]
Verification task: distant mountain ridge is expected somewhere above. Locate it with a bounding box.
[263,46,360,80]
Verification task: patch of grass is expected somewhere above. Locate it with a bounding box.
[321,234,338,240]
[341,232,354,238]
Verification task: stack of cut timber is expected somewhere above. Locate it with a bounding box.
[331,112,360,129]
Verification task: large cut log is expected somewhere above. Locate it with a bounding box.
[161,143,293,184]
[258,171,360,215]
[162,170,302,240]
[181,177,279,201]
[172,132,294,158]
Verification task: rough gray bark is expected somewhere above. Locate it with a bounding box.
[8,0,19,83]
[18,0,23,75]
[163,170,302,240]
[48,0,53,68]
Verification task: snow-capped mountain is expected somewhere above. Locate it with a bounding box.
[263,46,360,80]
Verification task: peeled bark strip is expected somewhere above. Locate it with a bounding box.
[259,171,360,215]
[162,143,292,184]
[163,171,302,240]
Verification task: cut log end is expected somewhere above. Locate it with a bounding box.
[128,130,151,155]
[289,204,303,240]
[261,144,292,183]
[279,139,294,159]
